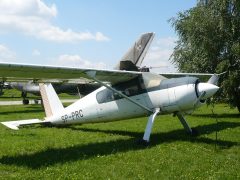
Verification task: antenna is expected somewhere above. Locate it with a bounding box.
[148,65,169,69]
[139,65,169,72]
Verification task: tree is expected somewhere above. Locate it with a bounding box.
[170,0,240,112]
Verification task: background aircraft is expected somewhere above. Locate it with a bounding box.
[7,82,99,104]
[0,81,7,95]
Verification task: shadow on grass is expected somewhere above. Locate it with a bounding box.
[0,106,43,115]
[0,96,21,99]
[0,109,43,115]
[71,121,240,135]
[191,113,240,118]
[0,121,239,169]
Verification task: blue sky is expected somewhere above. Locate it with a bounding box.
[0,0,196,72]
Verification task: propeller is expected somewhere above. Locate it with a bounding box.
[193,91,206,109]
[193,77,220,109]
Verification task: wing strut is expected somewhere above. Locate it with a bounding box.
[86,71,153,113]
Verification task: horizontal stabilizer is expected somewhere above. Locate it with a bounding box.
[207,74,219,85]
[1,119,48,130]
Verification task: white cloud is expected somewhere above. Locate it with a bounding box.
[32,49,40,56]
[0,0,109,42]
[54,54,107,69]
[0,44,16,61]
[0,0,57,18]
[95,32,110,41]
[143,37,178,73]
[156,36,176,47]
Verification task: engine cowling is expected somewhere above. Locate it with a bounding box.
[174,78,219,111]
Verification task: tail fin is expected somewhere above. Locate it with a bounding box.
[39,83,64,118]
[115,32,155,71]
[207,74,219,85]
[207,72,227,85]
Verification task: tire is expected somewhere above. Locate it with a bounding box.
[23,99,29,105]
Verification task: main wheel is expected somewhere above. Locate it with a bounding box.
[191,128,199,136]
[34,99,39,104]
[23,99,29,105]
[136,139,150,146]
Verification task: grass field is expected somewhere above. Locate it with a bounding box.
[0,89,79,101]
[0,104,239,179]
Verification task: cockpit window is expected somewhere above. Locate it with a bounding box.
[96,77,147,104]
[96,88,114,104]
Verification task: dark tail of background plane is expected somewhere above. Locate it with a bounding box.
[115,32,155,71]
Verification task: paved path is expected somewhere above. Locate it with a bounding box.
[0,99,78,106]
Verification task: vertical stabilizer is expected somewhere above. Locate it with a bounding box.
[115,32,155,71]
[39,83,64,118]
[207,74,219,85]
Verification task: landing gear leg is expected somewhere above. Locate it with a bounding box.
[0,88,3,96]
[0,81,4,96]
[140,108,160,145]
[176,112,198,136]
[22,92,29,105]
[22,99,29,105]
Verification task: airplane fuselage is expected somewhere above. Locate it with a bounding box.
[47,76,216,126]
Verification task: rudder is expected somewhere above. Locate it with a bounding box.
[39,83,64,118]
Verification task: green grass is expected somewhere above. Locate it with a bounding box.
[0,89,36,101]
[0,104,239,179]
[0,89,79,101]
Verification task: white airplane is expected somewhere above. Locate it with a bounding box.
[0,33,220,144]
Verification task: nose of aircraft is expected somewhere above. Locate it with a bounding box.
[198,83,219,99]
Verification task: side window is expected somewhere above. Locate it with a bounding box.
[96,89,114,104]
[96,77,147,104]
[113,92,122,100]
[125,85,139,96]
[114,77,146,96]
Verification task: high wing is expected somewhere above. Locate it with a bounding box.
[160,73,214,77]
[0,62,142,85]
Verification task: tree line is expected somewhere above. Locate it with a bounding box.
[171,0,240,112]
